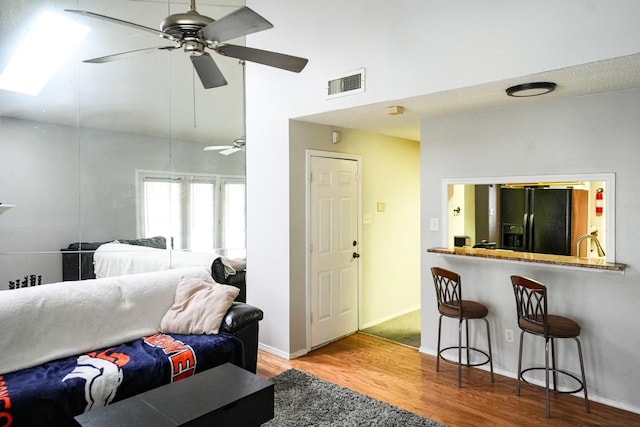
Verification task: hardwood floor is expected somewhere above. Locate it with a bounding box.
[257,333,639,427]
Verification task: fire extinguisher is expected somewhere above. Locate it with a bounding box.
[595,188,604,216]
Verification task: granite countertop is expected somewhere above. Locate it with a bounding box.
[427,247,626,272]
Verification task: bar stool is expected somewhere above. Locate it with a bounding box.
[510,275,590,418]
[431,267,494,387]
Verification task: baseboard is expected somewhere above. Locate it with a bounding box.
[417,347,640,415]
[360,304,420,330]
[258,342,308,360]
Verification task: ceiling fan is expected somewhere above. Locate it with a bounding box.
[65,0,308,89]
[204,136,245,155]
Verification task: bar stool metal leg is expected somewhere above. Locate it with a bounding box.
[465,319,470,369]
[436,315,443,373]
[458,318,463,388]
[551,338,558,391]
[516,330,524,395]
[545,338,551,418]
[575,337,591,413]
[483,317,495,382]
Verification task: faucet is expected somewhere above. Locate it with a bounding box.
[576,233,605,258]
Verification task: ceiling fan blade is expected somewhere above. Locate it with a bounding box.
[220,147,242,156]
[204,145,233,151]
[202,7,273,43]
[65,9,179,42]
[83,46,177,64]
[190,53,228,89]
[216,44,308,73]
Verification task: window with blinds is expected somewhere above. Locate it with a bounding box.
[137,171,245,255]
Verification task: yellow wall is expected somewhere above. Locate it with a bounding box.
[339,129,421,327]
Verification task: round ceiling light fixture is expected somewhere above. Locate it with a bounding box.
[506,82,557,97]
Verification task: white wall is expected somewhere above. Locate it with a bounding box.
[244,0,640,410]
[421,88,640,412]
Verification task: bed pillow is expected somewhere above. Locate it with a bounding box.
[160,276,239,335]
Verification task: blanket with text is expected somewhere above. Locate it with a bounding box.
[0,333,243,427]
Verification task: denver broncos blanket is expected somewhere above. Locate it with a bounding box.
[0,333,243,427]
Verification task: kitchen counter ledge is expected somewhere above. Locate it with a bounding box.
[427,247,626,273]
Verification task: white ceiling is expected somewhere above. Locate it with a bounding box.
[296,52,640,142]
[3,1,640,145]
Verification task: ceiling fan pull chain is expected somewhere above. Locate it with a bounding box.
[193,67,197,128]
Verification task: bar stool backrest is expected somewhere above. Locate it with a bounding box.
[511,275,549,337]
[431,267,462,319]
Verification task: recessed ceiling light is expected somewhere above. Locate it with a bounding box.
[506,82,557,98]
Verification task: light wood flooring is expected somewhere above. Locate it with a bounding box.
[257,333,640,427]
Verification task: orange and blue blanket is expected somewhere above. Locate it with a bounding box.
[0,333,243,426]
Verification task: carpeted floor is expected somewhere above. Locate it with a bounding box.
[265,369,444,427]
[360,310,421,348]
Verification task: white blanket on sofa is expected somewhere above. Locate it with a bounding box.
[94,243,226,278]
[0,267,211,375]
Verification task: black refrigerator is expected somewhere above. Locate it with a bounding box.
[500,187,580,256]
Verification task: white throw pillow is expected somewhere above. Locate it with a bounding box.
[160,276,239,335]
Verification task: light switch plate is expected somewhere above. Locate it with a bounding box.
[430,217,439,231]
[363,214,373,225]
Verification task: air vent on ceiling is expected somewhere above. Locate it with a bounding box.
[326,68,365,99]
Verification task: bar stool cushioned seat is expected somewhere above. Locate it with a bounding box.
[510,275,590,418]
[431,267,494,387]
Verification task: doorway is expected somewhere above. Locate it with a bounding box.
[307,152,361,349]
[360,310,421,348]
[302,132,422,353]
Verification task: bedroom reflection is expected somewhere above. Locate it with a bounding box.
[0,0,247,289]
[0,118,246,287]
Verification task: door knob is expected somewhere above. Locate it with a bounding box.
[352,252,360,259]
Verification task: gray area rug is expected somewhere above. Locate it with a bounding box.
[265,369,445,427]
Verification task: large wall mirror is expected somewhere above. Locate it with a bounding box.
[0,0,246,288]
[441,173,616,262]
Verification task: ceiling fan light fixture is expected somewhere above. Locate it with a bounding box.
[184,39,206,54]
[506,82,557,97]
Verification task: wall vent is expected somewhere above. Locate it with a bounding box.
[326,68,365,99]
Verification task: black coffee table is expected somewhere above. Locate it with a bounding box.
[74,363,274,426]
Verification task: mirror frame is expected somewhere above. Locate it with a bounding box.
[441,172,616,262]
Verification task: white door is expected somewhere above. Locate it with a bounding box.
[309,155,359,348]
